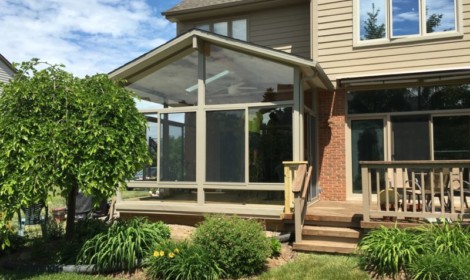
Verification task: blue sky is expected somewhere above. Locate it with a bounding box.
[0,0,180,76]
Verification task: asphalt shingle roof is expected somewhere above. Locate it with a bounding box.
[164,0,246,13]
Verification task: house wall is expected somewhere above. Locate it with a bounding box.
[317,89,346,201]
[314,0,470,84]
[312,0,470,201]
[0,59,14,84]
[178,3,311,58]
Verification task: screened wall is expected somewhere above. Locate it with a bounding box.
[124,42,303,205]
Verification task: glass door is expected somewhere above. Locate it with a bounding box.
[351,119,385,194]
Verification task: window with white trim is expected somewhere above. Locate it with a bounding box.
[357,0,458,42]
[196,19,248,41]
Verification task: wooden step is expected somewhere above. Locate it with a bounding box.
[293,240,357,254]
[304,214,362,228]
[303,225,361,239]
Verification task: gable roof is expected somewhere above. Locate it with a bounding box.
[109,29,333,90]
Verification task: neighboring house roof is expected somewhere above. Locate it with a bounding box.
[109,29,333,90]
[0,54,14,72]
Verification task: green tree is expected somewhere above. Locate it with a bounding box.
[0,59,150,245]
[426,12,443,33]
[363,3,386,40]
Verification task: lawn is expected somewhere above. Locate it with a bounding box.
[257,253,370,280]
[0,253,370,280]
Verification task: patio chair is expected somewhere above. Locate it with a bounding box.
[446,168,470,209]
[388,168,422,209]
[75,192,93,220]
[17,201,48,237]
[388,168,446,212]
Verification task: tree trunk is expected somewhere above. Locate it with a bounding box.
[65,184,78,239]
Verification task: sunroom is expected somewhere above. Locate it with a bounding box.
[109,29,332,219]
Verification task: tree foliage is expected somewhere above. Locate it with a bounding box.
[363,3,385,40]
[426,12,443,33]
[0,59,150,246]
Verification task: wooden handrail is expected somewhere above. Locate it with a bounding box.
[301,166,313,199]
[293,164,313,244]
[292,165,307,193]
[283,161,308,215]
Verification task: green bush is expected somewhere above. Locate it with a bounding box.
[146,240,223,280]
[73,218,109,243]
[423,220,470,255]
[44,220,65,241]
[269,237,282,257]
[407,253,470,280]
[77,218,170,272]
[358,226,425,278]
[192,215,271,278]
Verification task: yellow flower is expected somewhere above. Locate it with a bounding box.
[174,248,179,254]
[153,251,159,257]
[159,250,165,257]
[169,252,175,258]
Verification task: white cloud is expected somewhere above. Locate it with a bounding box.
[393,11,419,22]
[0,0,177,77]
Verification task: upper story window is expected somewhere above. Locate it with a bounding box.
[357,0,458,44]
[196,19,247,41]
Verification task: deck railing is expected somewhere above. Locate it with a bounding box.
[361,160,470,222]
[283,161,312,243]
[283,161,308,215]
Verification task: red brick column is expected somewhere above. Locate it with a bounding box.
[317,89,346,201]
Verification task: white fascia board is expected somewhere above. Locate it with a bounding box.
[109,29,334,90]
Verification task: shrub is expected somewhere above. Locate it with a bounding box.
[146,240,223,280]
[269,237,282,257]
[0,232,26,257]
[358,225,425,278]
[77,218,170,272]
[423,220,470,255]
[44,219,65,241]
[407,252,470,280]
[192,215,271,278]
[73,218,109,243]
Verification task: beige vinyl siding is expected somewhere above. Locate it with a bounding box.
[0,60,14,84]
[178,3,311,58]
[249,4,310,58]
[315,0,470,83]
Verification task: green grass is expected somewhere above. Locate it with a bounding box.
[120,189,150,200]
[0,270,120,280]
[256,253,371,280]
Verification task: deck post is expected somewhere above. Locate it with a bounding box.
[361,166,371,222]
[283,161,308,215]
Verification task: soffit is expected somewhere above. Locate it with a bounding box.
[109,29,333,90]
[163,0,308,22]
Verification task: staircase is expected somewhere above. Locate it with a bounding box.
[292,213,363,254]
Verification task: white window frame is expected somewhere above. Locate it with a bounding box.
[353,0,463,47]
